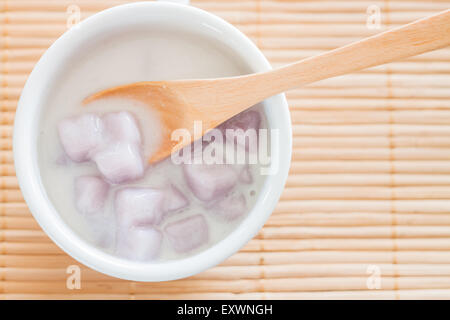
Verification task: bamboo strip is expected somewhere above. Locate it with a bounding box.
[239,24,395,38]
[309,74,450,88]
[270,49,450,63]
[0,216,39,229]
[0,126,12,138]
[0,164,15,176]
[0,189,23,202]
[246,239,450,251]
[292,148,450,161]
[0,37,54,49]
[129,290,450,299]
[0,292,368,300]
[5,0,449,12]
[365,62,450,74]
[0,111,15,124]
[0,293,131,300]
[0,255,77,268]
[0,101,18,112]
[274,200,450,214]
[135,290,450,300]
[0,267,115,282]
[0,151,13,164]
[199,264,450,279]
[292,125,450,137]
[4,263,450,283]
[292,137,450,148]
[0,61,36,74]
[280,186,450,200]
[0,230,50,242]
[1,0,125,12]
[289,87,450,99]
[264,47,450,60]
[271,57,450,69]
[223,251,450,266]
[258,226,450,239]
[289,98,450,110]
[0,176,18,189]
[3,276,450,293]
[0,11,435,25]
[289,161,450,174]
[0,203,30,216]
[269,212,450,227]
[0,25,66,37]
[0,91,21,103]
[1,290,449,300]
[4,251,450,269]
[126,277,450,293]
[1,75,30,87]
[237,212,450,227]
[230,10,409,22]
[362,62,450,75]
[0,49,45,63]
[268,211,450,228]
[197,1,450,12]
[274,42,441,60]
[286,174,450,187]
[1,242,61,255]
[8,172,450,190]
[138,277,450,293]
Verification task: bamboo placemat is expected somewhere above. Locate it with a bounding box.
[1,0,450,300]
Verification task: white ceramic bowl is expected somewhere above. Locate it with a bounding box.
[13,2,292,281]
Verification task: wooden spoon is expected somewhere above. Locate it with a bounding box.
[84,9,450,163]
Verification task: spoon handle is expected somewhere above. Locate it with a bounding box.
[244,9,450,103]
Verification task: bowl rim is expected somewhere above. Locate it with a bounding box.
[13,1,292,281]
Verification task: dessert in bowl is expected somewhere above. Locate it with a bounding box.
[14,2,291,281]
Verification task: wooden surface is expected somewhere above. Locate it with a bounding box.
[1,0,450,300]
